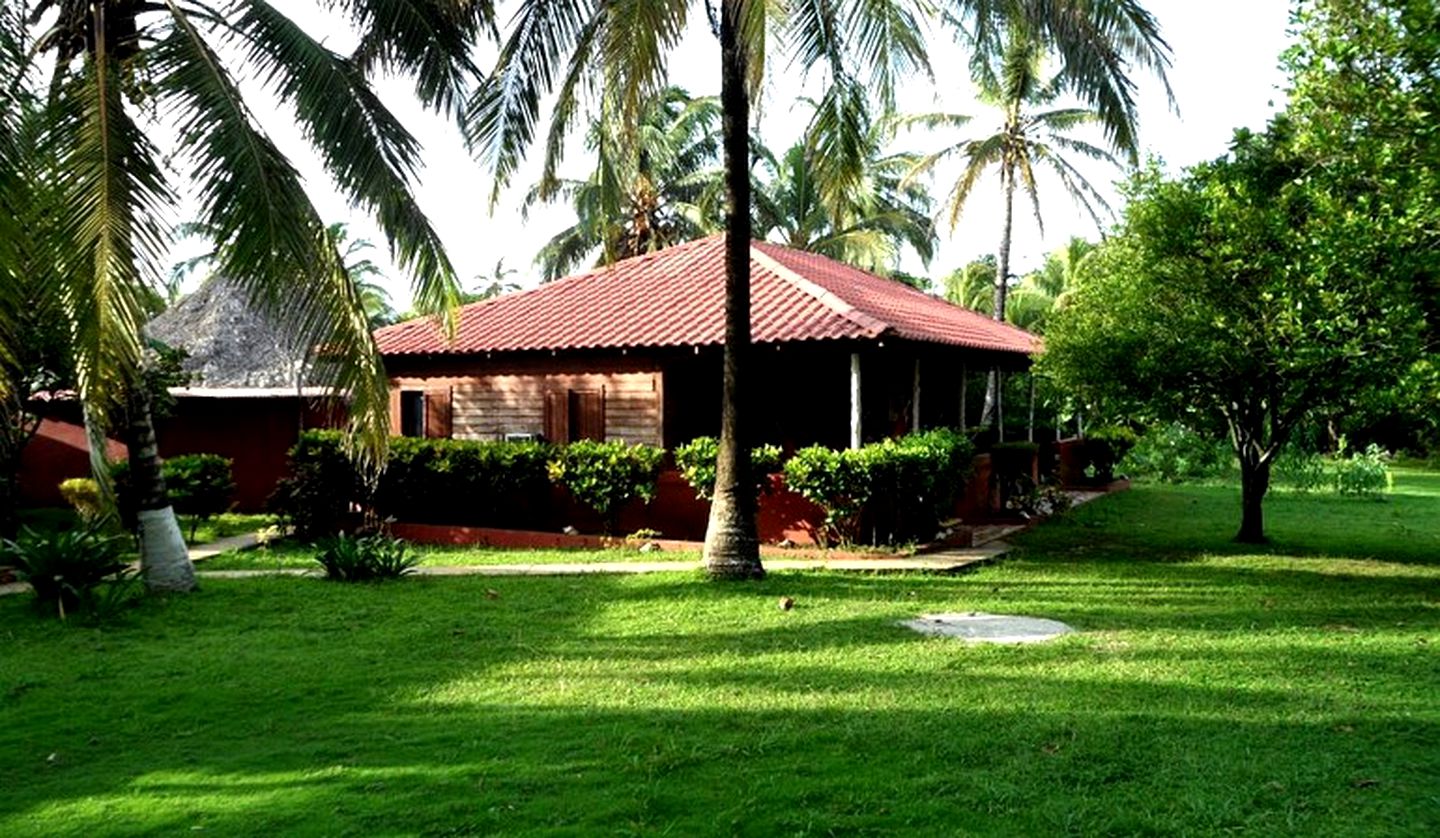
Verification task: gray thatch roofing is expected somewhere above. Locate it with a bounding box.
[146,276,312,389]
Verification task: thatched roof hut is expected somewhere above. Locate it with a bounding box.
[146,276,311,390]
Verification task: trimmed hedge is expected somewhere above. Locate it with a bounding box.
[673,437,784,501]
[783,429,975,546]
[547,440,665,532]
[270,431,556,538]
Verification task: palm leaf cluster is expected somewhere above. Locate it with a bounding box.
[752,116,936,275]
[527,87,726,281]
[23,0,490,469]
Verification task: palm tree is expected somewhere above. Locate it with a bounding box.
[468,0,1170,578]
[29,1,484,591]
[328,223,398,330]
[906,29,1133,424]
[943,257,999,313]
[528,87,726,281]
[752,118,936,275]
[465,259,523,301]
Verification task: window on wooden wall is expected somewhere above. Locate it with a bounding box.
[399,391,425,437]
[545,389,605,443]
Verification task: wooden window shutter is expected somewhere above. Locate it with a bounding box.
[572,390,605,441]
[544,390,569,443]
[425,385,452,439]
[388,388,402,437]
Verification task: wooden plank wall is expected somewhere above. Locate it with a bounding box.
[448,372,662,446]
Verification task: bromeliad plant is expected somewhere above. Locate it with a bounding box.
[3,526,137,620]
[313,533,418,582]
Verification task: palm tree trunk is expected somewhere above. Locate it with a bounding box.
[981,164,1016,428]
[125,378,196,592]
[702,0,763,580]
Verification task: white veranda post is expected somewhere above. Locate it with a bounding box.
[849,352,862,449]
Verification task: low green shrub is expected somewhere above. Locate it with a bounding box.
[1274,446,1330,492]
[1085,426,1137,482]
[1334,444,1391,497]
[673,437,784,501]
[547,440,665,532]
[164,454,235,541]
[2,527,137,620]
[377,436,555,528]
[270,431,557,538]
[783,445,871,544]
[313,533,419,581]
[783,430,974,546]
[1119,423,1234,483]
[268,432,360,540]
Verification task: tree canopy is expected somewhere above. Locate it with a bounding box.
[1041,123,1426,541]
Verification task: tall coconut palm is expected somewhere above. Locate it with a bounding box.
[469,0,1170,578]
[30,1,486,591]
[753,117,937,274]
[906,29,1131,424]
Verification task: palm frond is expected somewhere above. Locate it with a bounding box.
[48,44,172,423]
[465,0,591,205]
[338,0,493,116]
[151,4,389,467]
[228,1,460,326]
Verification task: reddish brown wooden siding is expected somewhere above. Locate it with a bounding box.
[389,359,662,447]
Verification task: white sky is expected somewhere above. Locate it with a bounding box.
[167,1,1296,308]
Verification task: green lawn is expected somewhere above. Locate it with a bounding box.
[200,542,702,571]
[1,473,1437,835]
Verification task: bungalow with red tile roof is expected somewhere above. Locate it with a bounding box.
[374,235,1039,453]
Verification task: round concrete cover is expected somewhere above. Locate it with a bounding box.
[901,612,1074,644]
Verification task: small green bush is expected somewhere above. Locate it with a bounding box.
[1119,423,1234,483]
[673,437,784,501]
[269,432,360,540]
[783,430,974,546]
[783,445,871,544]
[547,440,665,531]
[1274,446,1329,492]
[313,533,419,581]
[1334,444,1390,497]
[271,431,558,539]
[165,454,235,541]
[1085,425,1137,482]
[2,527,137,620]
[378,435,555,528]
[58,478,103,523]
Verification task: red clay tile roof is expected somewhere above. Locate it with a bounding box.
[375,235,1038,356]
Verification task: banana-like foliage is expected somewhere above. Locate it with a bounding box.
[28,0,488,474]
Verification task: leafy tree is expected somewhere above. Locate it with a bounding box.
[527,87,725,281]
[1284,0,1440,452]
[27,1,483,591]
[469,0,1172,578]
[1041,126,1425,542]
[752,118,936,275]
